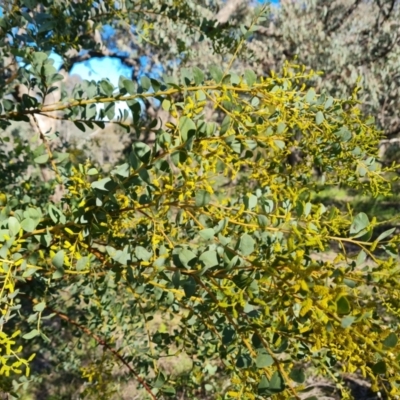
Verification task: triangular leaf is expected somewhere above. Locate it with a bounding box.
[289,367,305,383]
[305,88,316,103]
[256,350,274,368]
[336,296,351,315]
[222,326,235,345]
[269,371,285,392]
[52,250,65,269]
[236,354,252,369]
[76,257,89,271]
[123,79,136,95]
[383,332,398,348]
[182,276,197,297]
[372,360,386,374]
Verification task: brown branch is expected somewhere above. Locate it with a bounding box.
[386,125,400,139]
[356,33,400,66]
[62,50,138,73]
[376,0,396,26]
[326,0,362,35]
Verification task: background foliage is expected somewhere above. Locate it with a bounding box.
[1,1,400,399]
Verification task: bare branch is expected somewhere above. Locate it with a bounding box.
[327,0,362,34]
[63,50,138,73]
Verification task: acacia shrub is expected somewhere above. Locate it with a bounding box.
[0,53,400,399]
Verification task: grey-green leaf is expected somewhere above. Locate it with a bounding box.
[100,79,114,96]
[135,246,153,261]
[341,315,356,328]
[33,302,46,312]
[244,194,257,210]
[244,69,257,86]
[141,76,151,91]
[256,350,274,368]
[199,250,219,269]
[195,190,211,207]
[179,116,196,142]
[52,250,64,269]
[336,296,351,315]
[239,234,255,256]
[192,67,204,85]
[209,65,223,83]
[32,52,48,64]
[91,177,113,191]
[305,88,316,103]
[315,111,324,125]
[8,217,21,236]
[257,215,269,228]
[123,79,136,95]
[350,212,369,235]
[183,276,197,297]
[269,371,285,392]
[324,96,334,109]
[21,218,36,233]
[383,332,398,348]
[177,249,197,268]
[289,367,305,383]
[76,257,89,271]
[376,228,396,242]
[153,371,166,388]
[23,329,40,340]
[34,154,49,164]
[199,228,215,241]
